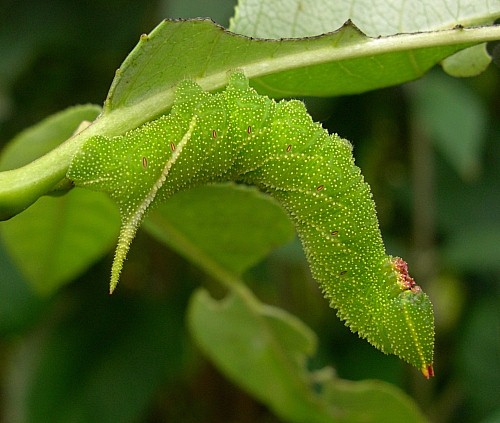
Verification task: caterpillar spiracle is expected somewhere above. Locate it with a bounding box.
[68,72,434,377]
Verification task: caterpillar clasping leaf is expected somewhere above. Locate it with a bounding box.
[68,72,434,377]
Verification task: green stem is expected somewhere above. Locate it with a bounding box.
[0,112,130,220]
[0,135,81,220]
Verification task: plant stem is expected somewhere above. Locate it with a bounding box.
[0,112,130,220]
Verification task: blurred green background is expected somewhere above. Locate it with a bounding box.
[0,1,499,422]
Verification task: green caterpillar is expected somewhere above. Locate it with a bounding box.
[68,72,434,377]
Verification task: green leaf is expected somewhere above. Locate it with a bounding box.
[105,20,498,111]
[0,104,101,172]
[189,282,428,423]
[0,189,120,295]
[1,20,498,218]
[441,44,493,77]
[3,290,187,423]
[0,105,119,294]
[0,105,102,219]
[0,238,47,335]
[230,0,500,38]
[230,0,499,78]
[0,104,118,295]
[408,71,487,180]
[143,184,295,277]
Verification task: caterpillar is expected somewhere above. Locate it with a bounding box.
[68,72,434,377]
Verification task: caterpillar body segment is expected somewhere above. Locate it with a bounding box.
[68,72,434,376]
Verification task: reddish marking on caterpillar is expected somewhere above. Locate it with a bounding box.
[141,157,148,168]
[422,364,435,379]
[170,142,176,152]
[316,185,324,191]
[247,126,252,134]
[212,130,217,139]
[286,144,292,152]
[393,257,420,292]
[331,230,338,236]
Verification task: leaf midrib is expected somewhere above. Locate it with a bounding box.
[105,25,499,133]
[1,23,498,220]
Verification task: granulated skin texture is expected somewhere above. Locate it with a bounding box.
[68,72,434,376]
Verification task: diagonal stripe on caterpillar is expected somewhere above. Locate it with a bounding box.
[68,72,434,377]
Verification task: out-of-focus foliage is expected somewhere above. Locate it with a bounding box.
[0,0,499,422]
